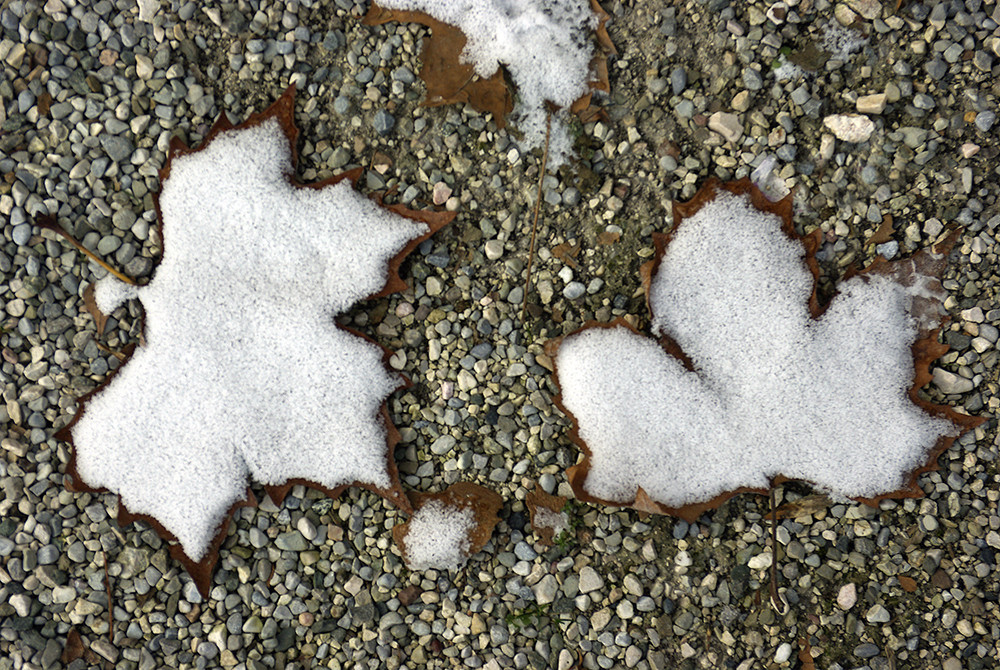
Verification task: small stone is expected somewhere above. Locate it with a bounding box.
[432,182,452,206]
[484,239,504,260]
[747,552,772,570]
[774,642,792,664]
[100,135,134,163]
[932,369,973,394]
[9,593,31,617]
[837,583,857,610]
[275,531,308,552]
[856,93,886,114]
[845,0,881,19]
[708,112,743,143]
[866,603,891,623]
[373,110,395,135]
[563,282,585,300]
[975,111,996,132]
[669,67,687,95]
[823,114,874,143]
[430,435,456,455]
[296,517,317,541]
[731,90,750,113]
[961,143,980,159]
[854,643,880,659]
[534,575,558,604]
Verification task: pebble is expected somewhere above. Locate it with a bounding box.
[933,369,974,394]
[774,642,792,663]
[837,583,857,610]
[866,604,891,623]
[373,109,395,135]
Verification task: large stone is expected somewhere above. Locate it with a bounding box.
[708,112,743,143]
[578,566,604,594]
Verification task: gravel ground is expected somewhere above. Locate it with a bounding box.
[1,0,999,668]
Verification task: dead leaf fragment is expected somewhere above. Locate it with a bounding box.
[363,0,615,128]
[61,628,85,664]
[772,494,832,519]
[363,6,513,127]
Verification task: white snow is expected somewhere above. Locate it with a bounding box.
[556,190,956,508]
[72,118,428,561]
[377,0,601,165]
[94,276,139,313]
[402,500,475,570]
[533,507,568,538]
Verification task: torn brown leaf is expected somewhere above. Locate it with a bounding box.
[363,6,513,127]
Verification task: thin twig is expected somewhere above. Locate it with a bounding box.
[520,110,552,324]
[769,488,788,614]
[38,216,137,285]
[102,550,113,643]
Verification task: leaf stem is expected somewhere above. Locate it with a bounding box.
[520,110,552,324]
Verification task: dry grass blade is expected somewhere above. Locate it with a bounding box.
[102,550,113,643]
[520,110,552,324]
[769,488,789,615]
[37,215,137,285]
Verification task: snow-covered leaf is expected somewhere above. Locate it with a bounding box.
[58,87,453,596]
[394,482,502,571]
[550,179,983,520]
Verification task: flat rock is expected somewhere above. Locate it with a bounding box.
[823,114,875,143]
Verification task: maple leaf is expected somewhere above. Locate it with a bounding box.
[54,87,453,596]
[363,0,615,163]
[549,179,984,521]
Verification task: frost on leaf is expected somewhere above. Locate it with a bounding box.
[58,87,453,596]
[394,482,503,571]
[363,0,615,165]
[550,179,983,521]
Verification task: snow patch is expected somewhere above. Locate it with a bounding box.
[532,507,569,539]
[94,276,139,313]
[556,190,956,508]
[71,118,428,561]
[402,500,475,571]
